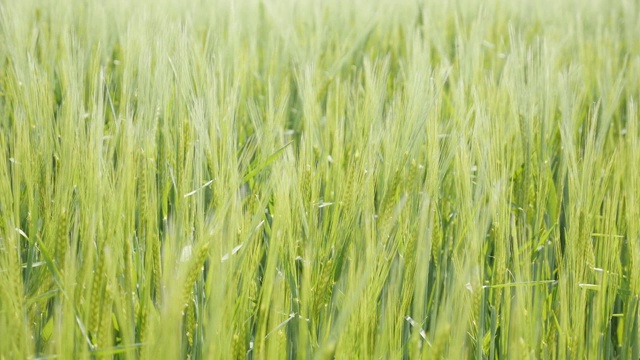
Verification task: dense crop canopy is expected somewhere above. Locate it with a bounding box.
[0,0,639,358]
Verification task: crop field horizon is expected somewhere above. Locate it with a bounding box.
[0,0,639,358]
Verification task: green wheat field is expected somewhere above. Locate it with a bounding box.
[1,0,639,358]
